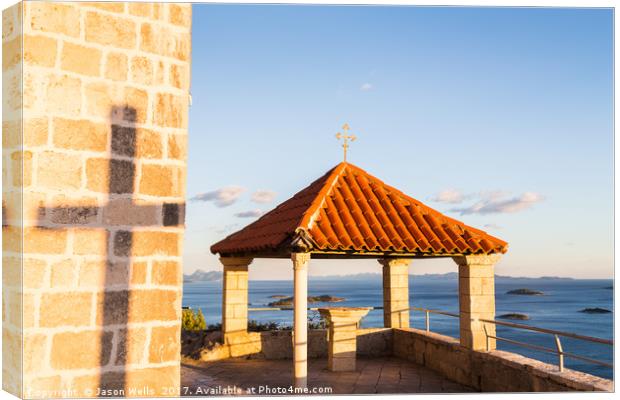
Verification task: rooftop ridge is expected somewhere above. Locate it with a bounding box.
[297,162,347,231]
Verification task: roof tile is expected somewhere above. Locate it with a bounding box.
[211,162,508,256]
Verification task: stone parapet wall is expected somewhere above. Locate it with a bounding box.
[393,328,612,392]
[184,326,611,392]
[2,2,192,397]
[183,328,393,362]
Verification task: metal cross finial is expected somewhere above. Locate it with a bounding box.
[335,123,357,162]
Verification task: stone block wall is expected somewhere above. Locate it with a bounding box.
[3,2,24,397]
[393,328,612,392]
[2,2,192,397]
[183,328,393,362]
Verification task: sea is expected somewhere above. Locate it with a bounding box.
[183,276,614,380]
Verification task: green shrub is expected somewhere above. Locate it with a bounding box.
[182,308,206,332]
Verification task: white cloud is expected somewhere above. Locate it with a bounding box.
[360,83,373,91]
[191,186,245,207]
[451,192,544,215]
[209,223,240,234]
[234,209,264,218]
[251,190,276,204]
[483,223,502,230]
[431,189,471,204]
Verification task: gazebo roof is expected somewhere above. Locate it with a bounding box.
[211,162,508,258]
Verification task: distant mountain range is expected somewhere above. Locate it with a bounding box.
[183,269,582,282]
[183,270,223,282]
[309,272,576,281]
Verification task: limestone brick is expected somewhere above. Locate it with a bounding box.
[24,35,57,67]
[124,365,180,395]
[46,74,82,116]
[85,11,136,49]
[11,150,32,187]
[154,92,187,128]
[23,334,47,374]
[104,51,128,81]
[131,230,179,256]
[170,62,189,89]
[130,261,148,285]
[136,128,163,159]
[2,120,21,148]
[40,292,93,328]
[124,86,149,123]
[37,150,83,190]
[154,59,165,84]
[50,259,76,288]
[23,258,47,289]
[130,55,153,85]
[85,157,110,193]
[24,227,68,254]
[151,260,180,285]
[24,117,49,147]
[148,325,180,363]
[128,3,153,17]
[168,133,187,160]
[139,163,179,196]
[2,35,21,72]
[2,6,16,40]
[60,42,102,76]
[82,2,126,13]
[29,2,80,37]
[169,4,191,27]
[2,257,21,288]
[52,117,108,152]
[51,330,113,369]
[115,327,147,365]
[140,22,190,61]
[73,228,108,256]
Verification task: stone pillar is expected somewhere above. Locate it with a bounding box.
[318,307,370,372]
[3,2,192,397]
[453,254,501,351]
[378,258,411,328]
[292,252,310,388]
[220,257,252,342]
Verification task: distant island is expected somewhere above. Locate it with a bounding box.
[498,313,530,320]
[506,288,544,296]
[579,308,612,314]
[269,295,345,307]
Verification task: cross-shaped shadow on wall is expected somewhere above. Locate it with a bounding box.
[37,105,185,393]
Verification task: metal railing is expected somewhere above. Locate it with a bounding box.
[247,304,613,372]
[411,306,613,372]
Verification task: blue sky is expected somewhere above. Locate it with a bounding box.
[184,5,613,279]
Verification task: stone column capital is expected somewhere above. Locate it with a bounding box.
[219,256,253,268]
[377,258,411,268]
[291,252,311,270]
[452,254,501,267]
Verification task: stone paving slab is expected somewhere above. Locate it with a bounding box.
[181,357,474,395]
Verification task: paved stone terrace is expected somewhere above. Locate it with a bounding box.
[181,357,474,395]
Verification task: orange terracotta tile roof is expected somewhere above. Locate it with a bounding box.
[211,162,508,257]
